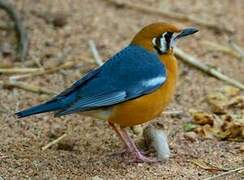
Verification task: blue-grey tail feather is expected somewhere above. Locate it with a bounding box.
[15,100,64,118]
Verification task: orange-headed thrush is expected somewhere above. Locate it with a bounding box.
[16,23,198,163]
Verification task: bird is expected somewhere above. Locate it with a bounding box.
[16,22,198,163]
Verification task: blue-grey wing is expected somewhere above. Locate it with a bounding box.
[55,45,167,116]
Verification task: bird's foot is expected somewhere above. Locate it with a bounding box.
[111,148,146,157]
[128,153,160,163]
[110,148,130,156]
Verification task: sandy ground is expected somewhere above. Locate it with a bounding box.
[0,0,243,179]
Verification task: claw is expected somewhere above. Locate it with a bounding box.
[129,156,160,163]
[128,151,160,163]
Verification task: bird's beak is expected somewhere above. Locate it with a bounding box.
[170,27,198,48]
[173,27,199,41]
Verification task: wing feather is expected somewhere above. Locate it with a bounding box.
[17,45,167,118]
[55,91,126,116]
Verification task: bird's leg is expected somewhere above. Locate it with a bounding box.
[119,127,159,163]
[109,122,158,163]
[108,122,133,155]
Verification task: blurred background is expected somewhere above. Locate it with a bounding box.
[0,0,243,179]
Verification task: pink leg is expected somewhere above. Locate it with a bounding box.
[109,122,159,163]
[109,122,133,154]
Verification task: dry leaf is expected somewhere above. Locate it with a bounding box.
[191,111,214,126]
[226,96,244,108]
[190,86,244,141]
[220,86,240,97]
[206,86,242,114]
[220,116,244,140]
[195,124,215,139]
[207,92,227,113]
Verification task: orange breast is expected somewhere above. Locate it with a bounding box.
[108,53,178,128]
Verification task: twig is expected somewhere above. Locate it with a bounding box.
[0,67,43,74]
[228,39,244,60]
[203,166,244,180]
[0,62,13,68]
[0,80,55,95]
[42,133,67,150]
[201,41,240,59]
[174,47,244,90]
[0,0,28,61]
[103,0,233,33]
[190,159,224,172]
[9,61,82,81]
[88,40,103,66]
[162,110,184,116]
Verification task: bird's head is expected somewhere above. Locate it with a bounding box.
[131,23,198,55]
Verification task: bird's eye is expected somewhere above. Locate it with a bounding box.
[152,32,173,55]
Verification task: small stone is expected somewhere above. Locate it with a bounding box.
[57,138,75,151]
[51,12,68,27]
[91,176,103,180]
[240,145,244,153]
[131,125,143,136]
[43,58,63,68]
[0,42,12,57]
[184,132,198,142]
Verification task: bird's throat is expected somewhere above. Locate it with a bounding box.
[160,53,178,78]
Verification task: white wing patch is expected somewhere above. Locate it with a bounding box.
[142,76,166,87]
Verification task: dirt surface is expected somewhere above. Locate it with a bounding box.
[0,0,243,179]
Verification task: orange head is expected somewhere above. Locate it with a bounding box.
[131,22,198,54]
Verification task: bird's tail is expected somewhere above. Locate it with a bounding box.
[15,100,64,118]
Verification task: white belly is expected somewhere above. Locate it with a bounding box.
[79,107,113,121]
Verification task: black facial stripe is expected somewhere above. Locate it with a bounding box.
[164,32,173,42]
[164,32,173,49]
[153,32,173,54]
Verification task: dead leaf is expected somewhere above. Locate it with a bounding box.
[190,86,244,141]
[206,86,242,114]
[195,124,215,139]
[220,116,244,140]
[207,92,227,114]
[220,86,240,97]
[191,111,214,126]
[226,96,244,109]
